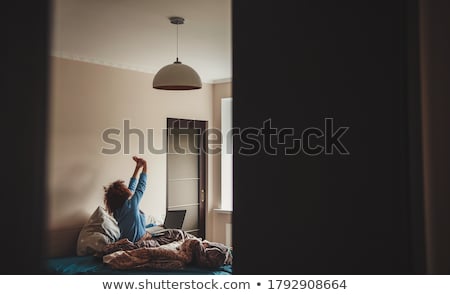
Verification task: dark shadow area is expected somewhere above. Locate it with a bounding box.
[232,0,427,274]
[2,1,50,274]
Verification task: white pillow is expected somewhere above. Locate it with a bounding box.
[76,206,121,256]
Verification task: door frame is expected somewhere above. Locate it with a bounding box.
[166,117,207,238]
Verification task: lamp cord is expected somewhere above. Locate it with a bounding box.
[176,24,179,62]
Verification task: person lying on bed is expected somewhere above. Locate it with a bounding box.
[103,156,152,243]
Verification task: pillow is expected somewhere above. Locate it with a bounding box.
[76,206,121,256]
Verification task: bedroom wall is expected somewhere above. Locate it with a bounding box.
[47,57,216,257]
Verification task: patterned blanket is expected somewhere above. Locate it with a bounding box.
[102,229,232,271]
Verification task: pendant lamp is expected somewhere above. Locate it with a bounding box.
[153,16,202,90]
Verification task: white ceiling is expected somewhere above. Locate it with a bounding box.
[50,0,232,83]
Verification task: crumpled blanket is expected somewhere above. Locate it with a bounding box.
[102,229,232,271]
[197,240,233,268]
[103,229,193,255]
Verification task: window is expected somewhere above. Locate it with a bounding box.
[221,97,233,211]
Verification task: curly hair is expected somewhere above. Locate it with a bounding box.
[103,180,132,215]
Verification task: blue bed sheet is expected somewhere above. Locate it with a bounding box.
[46,255,232,275]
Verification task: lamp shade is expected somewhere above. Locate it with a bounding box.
[153,61,202,90]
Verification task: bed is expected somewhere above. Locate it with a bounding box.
[46,206,232,275]
[46,255,232,275]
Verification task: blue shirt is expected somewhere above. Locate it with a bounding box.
[114,173,147,242]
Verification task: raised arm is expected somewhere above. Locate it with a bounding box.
[132,156,143,178]
[129,156,144,191]
[141,158,147,174]
[131,156,147,203]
